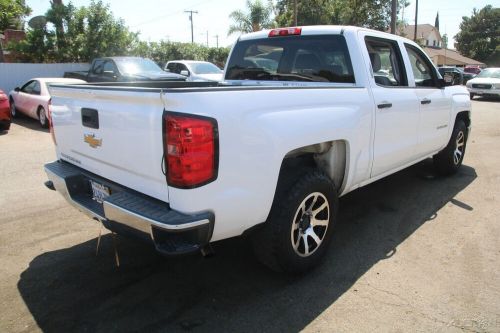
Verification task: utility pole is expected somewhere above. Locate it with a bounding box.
[184,10,198,44]
[293,0,298,26]
[414,0,419,42]
[206,30,209,47]
[390,0,397,34]
[214,35,219,48]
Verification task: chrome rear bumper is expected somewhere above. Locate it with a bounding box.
[44,160,214,255]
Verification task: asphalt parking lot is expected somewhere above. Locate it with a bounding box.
[1,98,499,333]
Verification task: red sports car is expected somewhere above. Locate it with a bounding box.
[0,89,11,131]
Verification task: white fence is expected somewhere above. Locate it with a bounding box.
[0,63,90,93]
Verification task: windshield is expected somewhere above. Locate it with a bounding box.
[191,63,222,74]
[476,68,500,79]
[115,58,162,74]
[225,35,355,83]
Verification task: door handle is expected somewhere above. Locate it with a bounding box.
[421,98,431,105]
[377,102,392,109]
[81,108,99,129]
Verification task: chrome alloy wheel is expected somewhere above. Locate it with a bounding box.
[453,131,465,165]
[291,192,330,257]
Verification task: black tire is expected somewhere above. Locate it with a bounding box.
[251,169,338,273]
[38,106,48,128]
[10,99,17,118]
[470,93,475,100]
[433,120,467,176]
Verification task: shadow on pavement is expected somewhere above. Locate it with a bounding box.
[11,115,49,133]
[18,159,477,332]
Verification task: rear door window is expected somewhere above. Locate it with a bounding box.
[365,37,407,87]
[226,35,355,83]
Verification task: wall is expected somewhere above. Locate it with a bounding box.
[0,63,89,93]
[425,29,442,48]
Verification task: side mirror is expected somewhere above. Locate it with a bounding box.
[180,70,189,77]
[14,87,20,92]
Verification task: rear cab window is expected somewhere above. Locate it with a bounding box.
[225,35,355,84]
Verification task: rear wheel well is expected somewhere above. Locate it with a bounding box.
[279,140,347,194]
[456,111,470,128]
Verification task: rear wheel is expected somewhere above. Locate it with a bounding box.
[433,120,467,176]
[251,169,338,273]
[38,106,48,128]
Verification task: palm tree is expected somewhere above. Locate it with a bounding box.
[228,0,275,35]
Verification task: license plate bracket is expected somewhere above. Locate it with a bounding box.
[89,180,110,203]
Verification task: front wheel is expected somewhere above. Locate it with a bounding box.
[433,120,467,176]
[251,170,338,273]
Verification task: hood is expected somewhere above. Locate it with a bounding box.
[126,71,186,81]
[468,77,500,85]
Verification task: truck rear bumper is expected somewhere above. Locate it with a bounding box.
[44,160,214,255]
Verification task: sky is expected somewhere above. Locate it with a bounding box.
[25,0,500,49]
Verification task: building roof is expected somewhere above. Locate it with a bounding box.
[423,47,485,66]
[398,24,442,43]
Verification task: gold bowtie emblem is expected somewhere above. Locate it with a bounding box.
[84,134,102,148]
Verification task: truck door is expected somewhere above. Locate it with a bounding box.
[363,36,420,178]
[403,44,451,156]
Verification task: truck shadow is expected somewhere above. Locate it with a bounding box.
[18,160,477,332]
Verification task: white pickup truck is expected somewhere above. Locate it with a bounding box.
[44,26,471,273]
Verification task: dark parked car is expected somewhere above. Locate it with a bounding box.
[64,57,186,82]
[457,68,475,85]
[438,67,463,85]
[0,89,11,131]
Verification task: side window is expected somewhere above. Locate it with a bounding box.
[103,61,116,73]
[365,37,407,87]
[92,60,104,74]
[405,44,437,87]
[166,63,176,72]
[21,80,36,93]
[32,81,41,95]
[178,64,189,74]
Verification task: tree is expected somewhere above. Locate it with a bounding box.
[441,33,448,49]
[228,0,274,35]
[0,0,31,31]
[11,0,139,62]
[455,5,500,65]
[275,0,408,31]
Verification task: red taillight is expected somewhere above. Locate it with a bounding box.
[0,92,7,101]
[268,27,302,37]
[47,99,57,145]
[164,113,218,188]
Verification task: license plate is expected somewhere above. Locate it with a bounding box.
[89,180,110,203]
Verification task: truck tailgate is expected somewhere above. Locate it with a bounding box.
[49,85,169,202]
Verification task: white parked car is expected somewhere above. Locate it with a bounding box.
[164,61,223,82]
[466,68,500,99]
[9,78,85,128]
[45,26,471,273]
